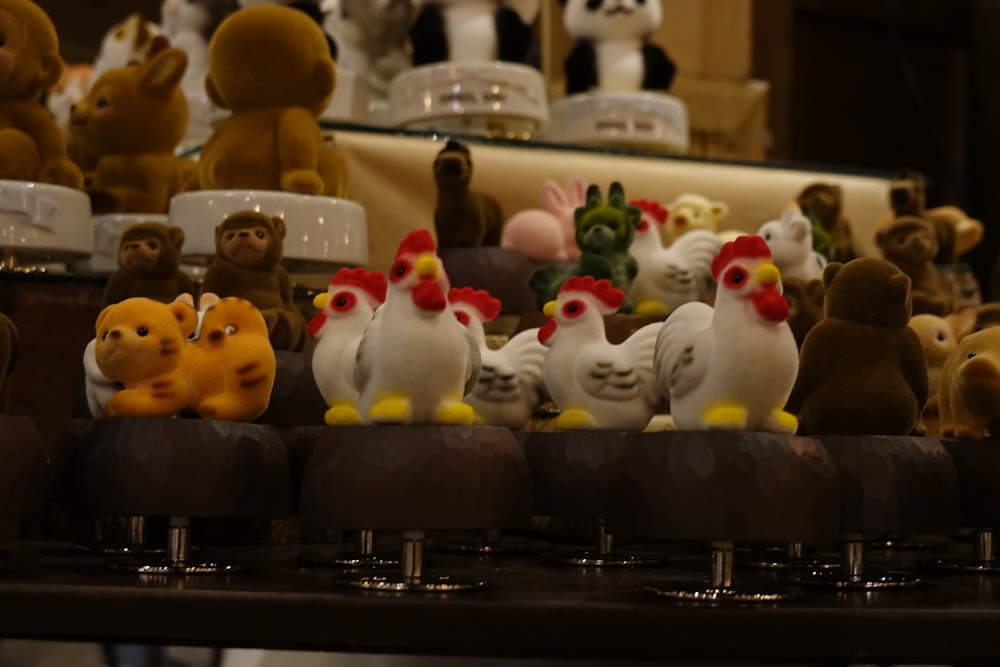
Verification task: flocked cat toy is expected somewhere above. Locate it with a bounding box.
[559,0,675,95]
[102,222,196,307]
[529,182,640,313]
[410,0,539,65]
[786,258,928,436]
[0,0,83,188]
[198,4,349,197]
[71,37,200,215]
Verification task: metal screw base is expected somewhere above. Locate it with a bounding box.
[439,529,544,556]
[542,524,666,568]
[105,517,246,576]
[299,530,398,569]
[740,542,839,571]
[926,529,1000,575]
[792,538,922,590]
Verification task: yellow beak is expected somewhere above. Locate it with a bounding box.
[415,254,438,279]
[753,262,780,287]
[313,292,330,310]
[543,300,557,317]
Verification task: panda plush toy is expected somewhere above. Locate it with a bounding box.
[410,0,538,65]
[559,0,675,95]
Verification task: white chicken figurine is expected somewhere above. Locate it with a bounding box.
[355,229,481,425]
[654,235,799,432]
[449,286,548,429]
[309,266,388,425]
[539,276,661,431]
[628,198,723,318]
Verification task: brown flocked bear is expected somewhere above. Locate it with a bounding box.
[876,214,950,316]
[0,0,83,188]
[781,276,825,349]
[198,4,348,197]
[785,258,928,436]
[796,182,855,263]
[102,222,196,307]
[70,37,199,214]
[199,210,308,351]
[0,312,19,413]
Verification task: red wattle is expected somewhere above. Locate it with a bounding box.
[307,312,327,338]
[412,282,447,311]
[752,287,789,322]
[538,319,557,344]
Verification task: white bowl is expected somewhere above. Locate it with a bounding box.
[542,92,690,154]
[66,213,170,276]
[0,180,93,263]
[389,62,549,140]
[168,190,368,273]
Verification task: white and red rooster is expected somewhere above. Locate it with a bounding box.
[628,198,722,318]
[654,235,799,432]
[355,229,481,425]
[309,266,388,425]
[449,286,548,429]
[539,276,662,431]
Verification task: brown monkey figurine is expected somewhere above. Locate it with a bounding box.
[199,210,308,351]
[102,222,196,307]
[876,215,950,316]
[433,140,504,247]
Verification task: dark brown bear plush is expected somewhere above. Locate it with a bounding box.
[102,222,196,307]
[0,313,19,413]
[796,182,856,263]
[785,258,928,436]
[433,140,504,247]
[781,277,825,349]
[876,215,950,316]
[199,210,308,351]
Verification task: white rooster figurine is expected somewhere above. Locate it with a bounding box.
[654,235,799,432]
[628,198,722,318]
[309,266,388,425]
[355,229,481,425]
[539,276,661,431]
[449,286,548,429]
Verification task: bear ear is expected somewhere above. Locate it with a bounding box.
[890,272,912,305]
[311,59,336,106]
[805,278,826,305]
[169,300,198,338]
[166,226,185,250]
[271,216,287,241]
[36,52,66,92]
[822,261,843,289]
[204,74,228,110]
[95,304,115,335]
[142,47,187,97]
[710,201,729,223]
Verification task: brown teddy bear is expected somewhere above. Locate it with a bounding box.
[781,277,825,349]
[198,4,348,198]
[70,37,199,215]
[785,258,929,436]
[199,210,308,351]
[0,0,83,188]
[876,215,950,316]
[0,312,19,413]
[796,182,855,263]
[102,222,196,307]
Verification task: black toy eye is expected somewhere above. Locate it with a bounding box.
[937,332,946,342]
[586,0,602,9]
[101,331,108,340]
[225,325,236,335]
[96,97,108,109]
[137,327,149,337]
[0,34,6,48]
[969,351,977,359]
[255,230,265,240]
[336,296,348,307]
[147,240,159,250]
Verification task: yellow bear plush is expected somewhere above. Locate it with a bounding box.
[0,0,83,188]
[95,297,198,418]
[198,5,348,198]
[71,37,199,214]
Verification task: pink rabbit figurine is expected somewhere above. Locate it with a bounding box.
[501,175,586,262]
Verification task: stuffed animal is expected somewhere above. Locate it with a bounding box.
[559,0,675,95]
[756,206,827,282]
[433,140,505,247]
[781,277,825,349]
[664,193,729,245]
[449,286,548,429]
[354,229,481,425]
[44,63,92,140]
[796,182,856,263]
[102,222,196,307]
[94,296,199,418]
[321,0,412,100]
[185,293,276,421]
[910,310,976,436]
[198,4,349,197]
[885,169,983,264]
[876,215,950,316]
[785,258,928,436]
[199,210,309,352]
[0,313,20,413]
[309,266,387,425]
[654,236,799,433]
[71,38,200,215]
[91,13,163,81]
[501,175,586,262]
[410,0,539,65]
[529,182,640,313]
[0,0,83,188]
[938,326,1000,439]
[627,199,720,318]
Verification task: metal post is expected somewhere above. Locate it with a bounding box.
[710,541,735,589]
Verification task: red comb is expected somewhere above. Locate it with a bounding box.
[629,199,668,225]
[448,286,502,321]
[560,276,625,311]
[395,229,437,260]
[331,267,387,303]
[711,235,772,280]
